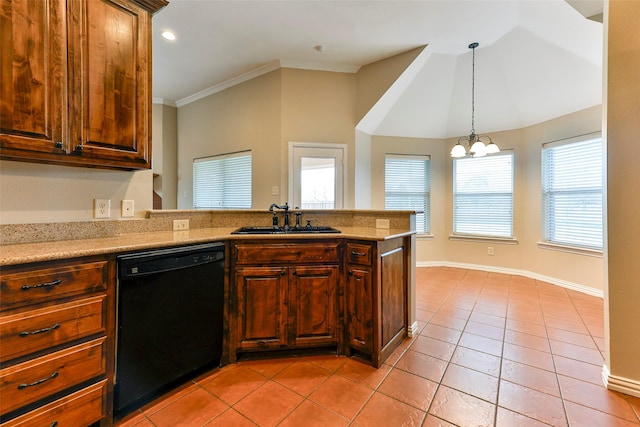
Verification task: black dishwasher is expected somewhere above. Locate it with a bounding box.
[114,242,225,417]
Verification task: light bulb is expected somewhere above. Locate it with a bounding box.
[451,144,467,158]
[485,141,500,154]
[470,140,487,157]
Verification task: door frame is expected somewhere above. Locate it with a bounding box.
[288,142,348,209]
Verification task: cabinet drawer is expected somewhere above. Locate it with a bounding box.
[0,380,106,427]
[0,261,108,311]
[235,242,340,265]
[0,296,107,363]
[0,337,106,415]
[346,243,372,266]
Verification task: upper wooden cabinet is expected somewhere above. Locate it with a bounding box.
[0,0,168,170]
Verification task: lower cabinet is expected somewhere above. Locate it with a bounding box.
[232,237,409,367]
[235,266,289,350]
[0,256,113,426]
[232,241,341,358]
[345,238,408,367]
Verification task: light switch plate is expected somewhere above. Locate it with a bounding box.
[94,199,110,218]
[121,200,134,217]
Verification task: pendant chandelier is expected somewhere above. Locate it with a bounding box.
[450,42,500,158]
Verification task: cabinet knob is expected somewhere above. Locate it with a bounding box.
[54,141,63,149]
[348,270,353,275]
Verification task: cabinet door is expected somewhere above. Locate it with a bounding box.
[235,267,288,351]
[346,265,373,353]
[0,0,68,158]
[380,246,406,349]
[289,265,339,347]
[67,0,151,168]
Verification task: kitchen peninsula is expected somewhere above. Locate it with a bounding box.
[0,209,416,426]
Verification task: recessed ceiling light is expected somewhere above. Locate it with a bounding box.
[161,31,176,41]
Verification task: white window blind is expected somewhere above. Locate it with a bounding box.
[542,137,603,249]
[384,154,430,234]
[193,151,252,209]
[453,152,514,237]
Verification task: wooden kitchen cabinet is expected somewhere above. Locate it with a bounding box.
[232,241,341,358]
[288,264,340,348]
[0,0,167,170]
[234,266,289,351]
[0,256,115,426]
[345,238,408,367]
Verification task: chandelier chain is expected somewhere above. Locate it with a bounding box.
[471,44,476,134]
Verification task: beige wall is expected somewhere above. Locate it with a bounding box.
[0,160,152,223]
[355,47,424,124]
[369,106,604,292]
[280,68,357,207]
[152,103,178,209]
[176,70,282,209]
[604,0,640,394]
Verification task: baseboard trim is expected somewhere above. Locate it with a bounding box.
[602,364,640,398]
[416,261,603,298]
[407,321,420,337]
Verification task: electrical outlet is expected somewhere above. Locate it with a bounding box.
[376,218,390,229]
[173,219,189,231]
[271,186,279,196]
[94,199,110,218]
[121,200,134,217]
[488,247,494,256]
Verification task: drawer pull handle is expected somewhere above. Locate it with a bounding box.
[19,323,60,337]
[21,279,62,291]
[18,371,59,389]
[351,251,366,256]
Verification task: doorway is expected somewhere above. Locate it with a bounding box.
[289,143,347,209]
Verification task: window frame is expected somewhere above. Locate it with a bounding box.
[384,153,431,234]
[193,150,252,209]
[452,151,515,239]
[541,133,603,252]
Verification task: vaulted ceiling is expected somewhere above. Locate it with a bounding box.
[152,0,602,139]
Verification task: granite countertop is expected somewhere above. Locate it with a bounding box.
[0,226,415,266]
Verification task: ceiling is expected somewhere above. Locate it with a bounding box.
[151,0,603,139]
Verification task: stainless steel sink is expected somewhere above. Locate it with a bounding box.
[231,226,341,235]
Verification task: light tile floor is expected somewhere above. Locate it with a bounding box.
[116,267,640,426]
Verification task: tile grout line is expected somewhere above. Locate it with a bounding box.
[422,268,478,425]
[536,278,572,427]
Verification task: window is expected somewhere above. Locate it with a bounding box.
[542,136,603,250]
[453,152,514,238]
[193,151,252,209]
[385,154,430,234]
[290,143,345,209]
